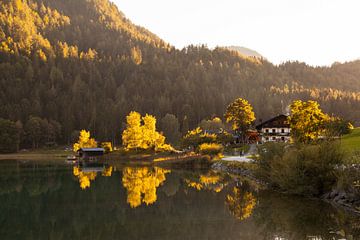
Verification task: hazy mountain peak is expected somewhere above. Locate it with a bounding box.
[224,46,264,59]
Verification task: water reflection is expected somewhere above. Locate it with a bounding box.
[184,172,227,192]
[0,161,359,239]
[122,167,170,208]
[253,190,360,240]
[226,185,257,221]
[73,165,113,189]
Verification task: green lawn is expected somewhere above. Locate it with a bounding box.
[341,128,360,154]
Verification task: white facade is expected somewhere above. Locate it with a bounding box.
[260,127,291,143]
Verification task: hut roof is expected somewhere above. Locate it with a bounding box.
[78,148,105,152]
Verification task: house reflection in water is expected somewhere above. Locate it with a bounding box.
[73,164,113,189]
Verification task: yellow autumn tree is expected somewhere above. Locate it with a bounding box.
[122,111,143,150]
[122,112,173,151]
[122,167,170,208]
[73,130,97,152]
[101,142,113,153]
[224,98,255,142]
[288,100,330,143]
[142,114,158,149]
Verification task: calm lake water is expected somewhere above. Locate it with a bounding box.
[0,160,359,240]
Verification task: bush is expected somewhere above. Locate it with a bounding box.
[256,141,343,196]
[198,143,223,157]
[101,142,113,153]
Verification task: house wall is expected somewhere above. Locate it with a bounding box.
[262,127,291,134]
[260,127,291,143]
[262,135,291,143]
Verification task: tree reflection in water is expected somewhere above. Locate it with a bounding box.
[184,171,226,192]
[122,166,170,208]
[1,162,360,239]
[73,165,113,189]
[226,183,257,221]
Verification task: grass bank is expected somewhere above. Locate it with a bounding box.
[341,127,360,154]
[341,128,360,165]
[0,149,69,160]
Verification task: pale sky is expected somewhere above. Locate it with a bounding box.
[113,0,360,66]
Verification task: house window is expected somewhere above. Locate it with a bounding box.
[272,129,276,133]
[265,137,269,141]
[281,137,285,141]
[265,129,269,133]
[272,137,276,140]
[281,129,285,133]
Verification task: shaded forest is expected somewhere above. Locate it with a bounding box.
[1,0,360,147]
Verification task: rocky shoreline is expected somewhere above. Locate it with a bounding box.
[322,189,360,215]
[213,160,360,215]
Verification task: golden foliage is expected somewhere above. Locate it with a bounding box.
[102,166,113,177]
[122,167,170,208]
[182,127,219,149]
[226,186,256,221]
[0,0,69,57]
[224,98,255,131]
[185,172,224,192]
[122,111,173,152]
[73,166,97,190]
[288,100,330,143]
[185,127,202,138]
[199,174,221,185]
[122,111,143,150]
[198,143,223,157]
[101,142,113,153]
[73,130,97,152]
[131,46,142,65]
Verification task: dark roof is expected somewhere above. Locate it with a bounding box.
[256,114,290,130]
[78,148,105,152]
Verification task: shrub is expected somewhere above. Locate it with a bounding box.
[256,141,343,196]
[182,127,217,149]
[199,143,224,157]
[101,142,113,153]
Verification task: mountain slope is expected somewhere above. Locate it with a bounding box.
[1,0,360,147]
[224,46,264,58]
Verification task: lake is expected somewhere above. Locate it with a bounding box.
[0,160,359,240]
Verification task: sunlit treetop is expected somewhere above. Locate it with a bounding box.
[224,98,255,131]
[288,100,330,143]
[73,130,97,152]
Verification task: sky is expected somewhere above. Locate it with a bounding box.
[113,0,360,66]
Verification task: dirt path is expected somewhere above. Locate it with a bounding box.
[221,144,257,162]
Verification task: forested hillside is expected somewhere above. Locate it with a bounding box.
[1,0,360,147]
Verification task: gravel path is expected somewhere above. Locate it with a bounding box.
[221,144,257,162]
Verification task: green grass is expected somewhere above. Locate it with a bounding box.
[341,128,360,154]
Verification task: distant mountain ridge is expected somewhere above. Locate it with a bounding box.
[224,46,264,59]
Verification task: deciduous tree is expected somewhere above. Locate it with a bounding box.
[73,130,97,152]
[288,100,330,143]
[224,98,255,142]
